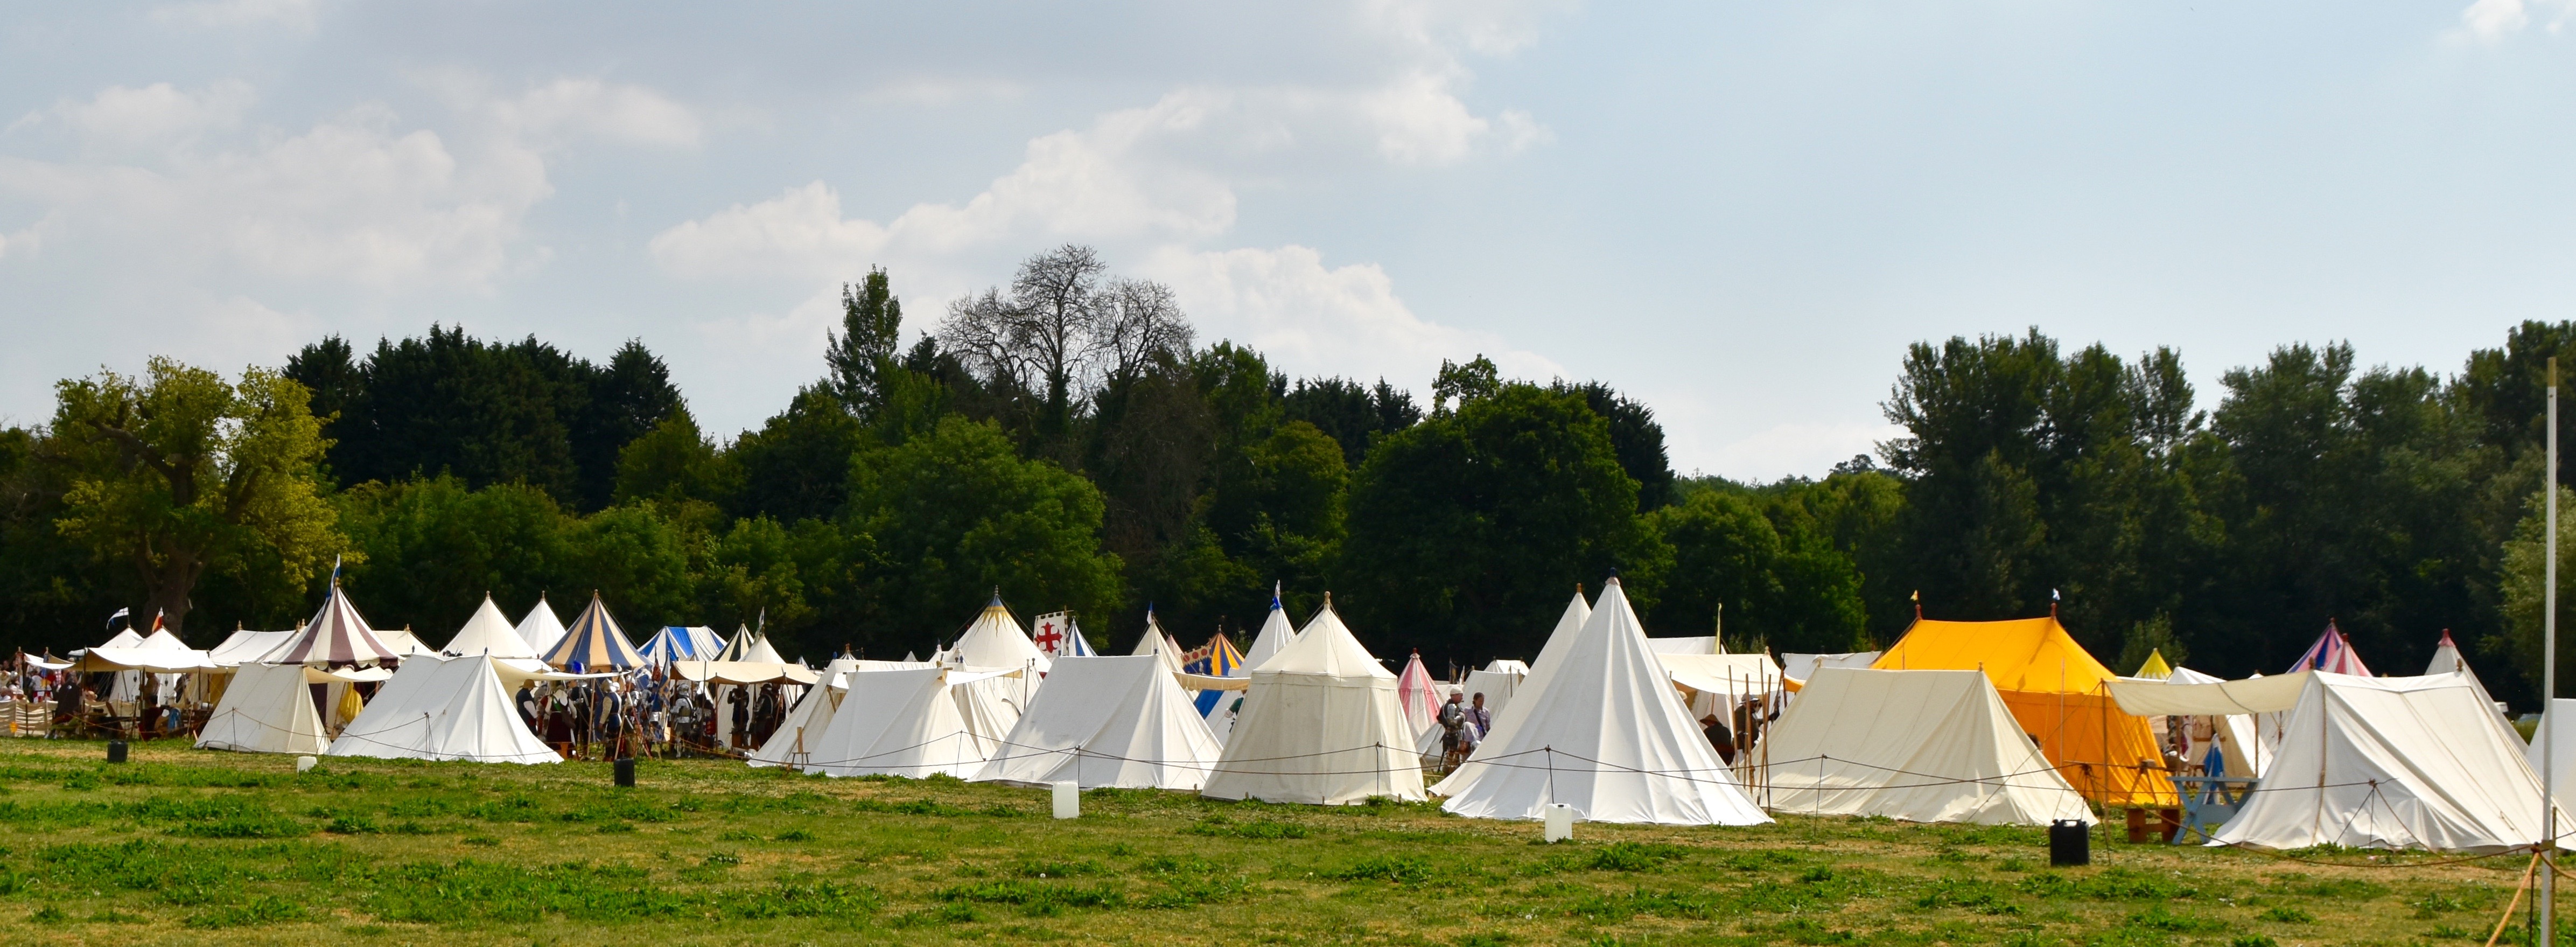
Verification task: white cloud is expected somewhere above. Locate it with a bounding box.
[1141,243,1561,388]
[149,0,319,30]
[2460,0,2575,38]
[32,81,257,153]
[648,181,887,279]
[487,78,702,149]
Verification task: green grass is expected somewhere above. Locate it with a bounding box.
[0,738,2538,945]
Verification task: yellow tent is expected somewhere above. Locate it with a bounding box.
[1873,616,2177,809]
[2132,649,2173,680]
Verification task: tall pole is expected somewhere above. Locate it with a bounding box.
[2546,356,2559,946]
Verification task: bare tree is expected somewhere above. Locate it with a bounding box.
[1095,277,1194,390]
[937,245,1194,435]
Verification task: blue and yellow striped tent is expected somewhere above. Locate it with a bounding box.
[1182,632,1246,716]
[543,593,647,671]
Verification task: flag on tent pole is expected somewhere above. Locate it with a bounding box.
[105,607,129,630]
[1032,611,1079,658]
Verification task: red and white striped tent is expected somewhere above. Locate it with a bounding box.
[264,582,402,665]
[1394,650,1443,739]
[541,593,647,672]
[2286,620,2371,677]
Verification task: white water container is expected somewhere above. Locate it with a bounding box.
[1053,780,1080,819]
[1543,803,1574,842]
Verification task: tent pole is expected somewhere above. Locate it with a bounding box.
[2545,356,2559,946]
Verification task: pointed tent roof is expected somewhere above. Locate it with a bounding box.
[514,595,568,654]
[2426,629,2512,732]
[1433,578,1771,825]
[1131,611,1186,673]
[1243,583,1299,670]
[1758,668,2095,826]
[639,625,727,665]
[99,628,145,650]
[976,654,1224,790]
[326,654,561,763]
[1201,595,1424,804]
[951,594,1047,672]
[138,628,190,651]
[2287,621,2371,677]
[1522,588,1592,681]
[801,667,1003,779]
[376,626,440,657]
[443,595,540,660]
[540,593,646,671]
[1394,651,1443,737]
[2133,649,2174,680]
[266,582,401,665]
[209,628,298,666]
[2218,672,2557,853]
[743,632,786,665]
[1183,630,1248,717]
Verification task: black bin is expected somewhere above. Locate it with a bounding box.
[613,757,635,788]
[2048,819,2089,867]
[106,740,128,764]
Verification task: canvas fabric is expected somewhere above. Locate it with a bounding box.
[1872,616,2176,807]
[443,596,541,660]
[976,655,1224,790]
[196,661,330,755]
[1755,668,2094,826]
[1201,602,1424,804]
[327,654,559,763]
[514,597,568,654]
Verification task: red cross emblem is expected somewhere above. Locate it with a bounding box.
[1033,621,1062,654]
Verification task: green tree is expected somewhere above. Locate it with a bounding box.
[730,386,866,523]
[825,267,905,421]
[49,358,342,638]
[335,475,577,636]
[1339,382,1666,666]
[613,408,740,514]
[847,416,1123,653]
[1648,489,1867,655]
[564,504,696,626]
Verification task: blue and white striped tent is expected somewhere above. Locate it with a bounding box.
[541,593,648,672]
[640,625,727,666]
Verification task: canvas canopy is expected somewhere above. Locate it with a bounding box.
[1781,651,1880,684]
[1645,636,1716,654]
[1434,579,1769,825]
[2124,666,2274,777]
[976,655,1225,790]
[1242,584,1298,670]
[1202,597,1425,804]
[2108,671,2309,717]
[672,659,820,685]
[197,661,330,754]
[1755,668,2094,826]
[268,582,401,665]
[801,667,1018,778]
[209,628,297,666]
[541,594,647,671]
[327,654,559,763]
[442,595,542,660]
[1873,615,2175,807]
[2213,672,2559,853]
[514,595,568,654]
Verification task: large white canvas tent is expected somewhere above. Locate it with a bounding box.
[326,654,560,763]
[1201,597,1425,804]
[1433,579,1770,826]
[197,661,331,755]
[2425,630,2512,731]
[2526,698,2576,815]
[209,628,297,666]
[976,655,1225,790]
[2210,671,2559,854]
[748,658,929,767]
[441,595,541,660]
[800,667,1018,778]
[950,595,1047,710]
[1754,668,2094,826]
[515,595,568,654]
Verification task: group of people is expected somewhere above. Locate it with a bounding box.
[1435,691,1492,770]
[0,652,193,739]
[509,676,797,761]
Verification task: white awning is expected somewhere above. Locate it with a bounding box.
[2108,670,2308,716]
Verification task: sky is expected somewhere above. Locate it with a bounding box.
[2,0,2572,482]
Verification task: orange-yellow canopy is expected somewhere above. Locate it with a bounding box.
[1873,616,2177,809]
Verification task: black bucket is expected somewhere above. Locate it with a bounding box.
[2049,819,2090,867]
[613,757,635,788]
[106,740,129,763]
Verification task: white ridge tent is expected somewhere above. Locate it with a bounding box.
[2211,671,2559,854]
[1755,668,2095,826]
[1460,660,1530,719]
[442,595,542,660]
[747,658,930,768]
[196,661,331,755]
[1201,596,1425,804]
[1781,651,1882,683]
[209,628,298,666]
[326,654,560,763]
[1433,579,1770,826]
[2425,630,2512,732]
[976,655,1225,790]
[514,595,569,655]
[800,666,1018,778]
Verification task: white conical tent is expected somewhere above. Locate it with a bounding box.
[743,633,787,664]
[2213,672,2560,854]
[1433,579,1770,826]
[197,661,330,754]
[1201,598,1425,804]
[514,595,568,654]
[326,654,559,763]
[2425,630,2513,733]
[442,595,541,660]
[1130,613,1186,673]
[1756,668,2094,826]
[976,656,1225,790]
[801,667,1011,778]
[1242,585,1298,670]
[951,596,1047,710]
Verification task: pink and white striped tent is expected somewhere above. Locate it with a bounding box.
[1394,650,1443,738]
[265,582,401,665]
[2286,621,2371,677]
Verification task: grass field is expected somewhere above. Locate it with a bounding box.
[0,738,2545,946]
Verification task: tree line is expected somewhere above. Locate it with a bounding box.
[3,249,2573,705]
